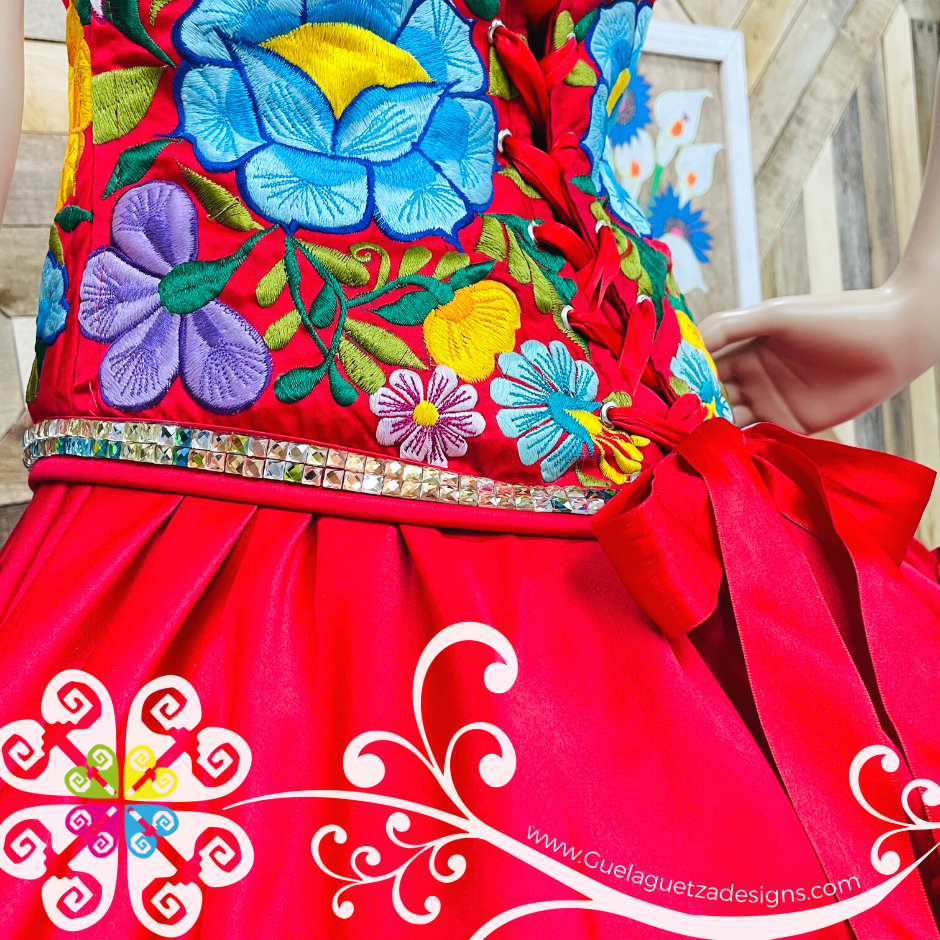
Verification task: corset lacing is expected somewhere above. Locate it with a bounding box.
[486,13,704,452]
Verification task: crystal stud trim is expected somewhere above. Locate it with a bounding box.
[23,419,619,516]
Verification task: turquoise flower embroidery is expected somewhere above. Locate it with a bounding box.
[582,0,652,235]
[173,0,496,243]
[490,340,603,483]
[37,251,69,345]
[670,339,732,420]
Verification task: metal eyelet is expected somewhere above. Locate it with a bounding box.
[487,19,504,45]
[636,293,651,303]
[527,221,537,242]
[560,304,574,331]
[566,32,576,42]
[595,219,609,233]
[600,401,616,427]
[497,129,513,154]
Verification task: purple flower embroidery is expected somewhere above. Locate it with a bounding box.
[370,366,485,467]
[78,181,270,414]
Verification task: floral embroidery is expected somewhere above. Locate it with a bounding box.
[78,181,271,414]
[610,70,651,146]
[0,670,252,934]
[491,339,644,483]
[58,3,92,210]
[174,0,496,242]
[370,365,485,465]
[423,279,521,381]
[581,0,652,235]
[37,251,69,345]
[670,338,731,420]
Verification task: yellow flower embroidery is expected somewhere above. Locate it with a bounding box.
[57,3,92,211]
[570,408,649,485]
[676,308,718,373]
[423,280,521,382]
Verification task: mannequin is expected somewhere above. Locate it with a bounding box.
[0,0,24,227]
[700,68,940,434]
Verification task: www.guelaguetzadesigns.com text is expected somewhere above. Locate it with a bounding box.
[526,826,861,909]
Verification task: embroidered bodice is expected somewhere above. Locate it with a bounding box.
[28,0,730,500]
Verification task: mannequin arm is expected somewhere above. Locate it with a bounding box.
[0,0,24,227]
[698,66,940,433]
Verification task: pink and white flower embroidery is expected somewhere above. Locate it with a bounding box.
[369,366,485,467]
[0,671,252,936]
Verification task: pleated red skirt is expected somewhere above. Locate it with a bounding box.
[0,471,938,939]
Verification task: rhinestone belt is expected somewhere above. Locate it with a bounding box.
[22,418,620,515]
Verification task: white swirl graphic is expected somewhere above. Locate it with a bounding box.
[229,621,940,940]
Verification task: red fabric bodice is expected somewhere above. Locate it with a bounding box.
[29,0,728,493]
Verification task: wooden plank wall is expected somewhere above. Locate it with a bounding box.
[0,0,66,534]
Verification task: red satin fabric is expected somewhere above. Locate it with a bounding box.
[0,476,910,939]
[593,418,940,938]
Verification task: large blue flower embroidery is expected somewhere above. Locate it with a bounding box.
[172,0,496,244]
[670,339,732,420]
[490,340,604,483]
[582,0,652,235]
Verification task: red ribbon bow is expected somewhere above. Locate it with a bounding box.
[593,417,940,938]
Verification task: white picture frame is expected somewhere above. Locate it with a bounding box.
[641,21,761,308]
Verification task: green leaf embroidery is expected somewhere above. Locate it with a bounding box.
[564,61,597,88]
[464,0,499,18]
[432,252,469,280]
[106,0,174,66]
[570,174,597,196]
[263,309,301,351]
[506,229,531,285]
[577,467,611,488]
[91,66,165,144]
[54,206,93,232]
[299,241,370,287]
[338,337,386,394]
[398,245,432,278]
[573,10,597,42]
[159,228,267,316]
[179,165,261,231]
[666,271,681,297]
[476,215,506,260]
[603,390,632,408]
[553,11,575,49]
[497,167,541,200]
[374,289,446,327]
[48,225,64,267]
[150,0,174,24]
[328,360,358,406]
[351,242,390,289]
[307,285,337,329]
[275,362,330,404]
[670,377,691,396]
[103,138,172,197]
[75,0,91,25]
[447,260,497,292]
[488,48,514,101]
[344,318,426,370]
[257,260,287,307]
[553,307,590,360]
[529,260,557,314]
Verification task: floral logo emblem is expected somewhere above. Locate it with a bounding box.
[174,0,496,242]
[0,671,253,935]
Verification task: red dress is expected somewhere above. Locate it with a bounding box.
[3,0,940,936]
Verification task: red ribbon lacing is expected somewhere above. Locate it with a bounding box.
[488,21,656,395]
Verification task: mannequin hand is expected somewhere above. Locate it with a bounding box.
[697,286,928,433]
